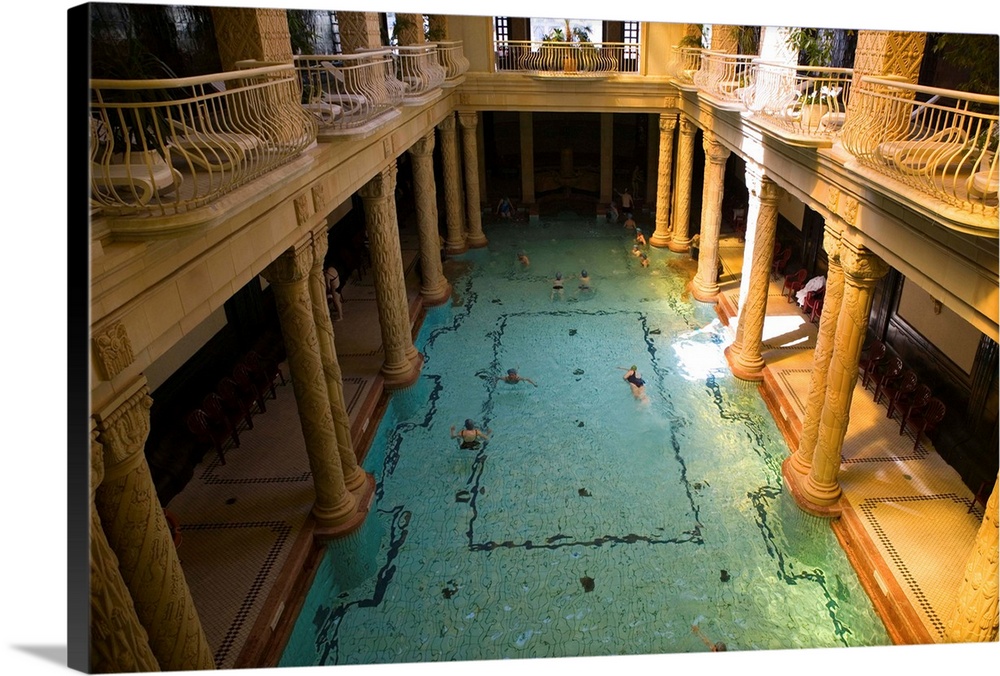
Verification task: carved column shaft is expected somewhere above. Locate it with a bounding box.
[308,233,365,492]
[792,225,845,475]
[359,165,423,388]
[691,131,731,302]
[90,425,159,673]
[336,11,384,54]
[395,13,425,45]
[519,112,535,204]
[805,245,889,506]
[668,117,697,252]
[727,168,783,380]
[946,475,999,642]
[409,132,452,305]
[263,246,357,525]
[93,381,215,671]
[439,114,467,254]
[211,7,292,71]
[650,113,677,248]
[459,112,487,247]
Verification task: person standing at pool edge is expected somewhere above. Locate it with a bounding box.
[451,419,490,449]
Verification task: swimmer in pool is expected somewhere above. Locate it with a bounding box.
[620,364,649,401]
[551,271,565,300]
[450,419,490,449]
[639,252,649,268]
[635,227,647,247]
[492,368,537,387]
[517,250,530,267]
[578,269,591,291]
[692,624,727,652]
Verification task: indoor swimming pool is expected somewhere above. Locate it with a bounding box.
[279,214,892,667]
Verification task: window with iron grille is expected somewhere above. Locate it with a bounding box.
[494,16,509,44]
[623,21,639,64]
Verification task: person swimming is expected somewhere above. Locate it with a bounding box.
[639,252,649,268]
[451,419,490,449]
[621,364,649,401]
[517,251,530,267]
[635,228,647,247]
[578,269,591,290]
[491,368,537,387]
[551,272,565,300]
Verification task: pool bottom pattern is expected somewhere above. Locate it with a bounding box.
[280,221,892,667]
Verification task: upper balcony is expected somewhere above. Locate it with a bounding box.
[493,40,640,78]
[90,63,317,227]
[436,40,471,86]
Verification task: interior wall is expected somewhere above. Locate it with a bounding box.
[896,278,980,374]
[145,304,228,391]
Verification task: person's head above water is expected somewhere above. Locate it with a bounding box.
[630,365,637,371]
[507,368,517,376]
[555,272,562,279]
[464,419,475,430]
[581,269,587,277]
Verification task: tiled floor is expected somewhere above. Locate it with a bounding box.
[165,224,987,669]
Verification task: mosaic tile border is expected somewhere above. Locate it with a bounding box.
[343,376,366,415]
[773,367,811,412]
[856,493,977,640]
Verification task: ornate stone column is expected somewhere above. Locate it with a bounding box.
[93,379,215,672]
[946,475,999,642]
[409,131,452,305]
[519,112,535,205]
[725,166,783,381]
[786,224,844,479]
[262,244,358,527]
[428,15,449,40]
[459,111,488,248]
[690,130,730,303]
[394,13,425,44]
[336,11,384,54]
[600,113,614,206]
[801,242,889,514]
[439,113,467,254]
[668,116,698,253]
[89,422,159,674]
[211,6,292,71]
[359,164,423,388]
[308,231,367,493]
[650,113,677,248]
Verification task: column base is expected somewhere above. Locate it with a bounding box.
[445,243,468,256]
[667,239,691,253]
[314,472,377,542]
[311,491,358,530]
[649,233,672,248]
[342,462,367,491]
[782,457,843,518]
[689,279,719,303]
[466,234,488,248]
[725,345,765,382]
[382,355,423,390]
[421,282,453,307]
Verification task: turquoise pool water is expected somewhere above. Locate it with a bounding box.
[279,215,891,667]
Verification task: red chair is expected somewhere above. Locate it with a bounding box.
[218,376,255,431]
[186,408,229,465]
[203,392,242,448]
[771,248,792,279]
[782,269,808,302]
[803,288,825,323]
[245,350,285,397]
[860,340,887,390]
[890,383,931,429]
[234,362,269,414]
[878,369,917,410]
[871,356,903,405]
[901,397,946,451]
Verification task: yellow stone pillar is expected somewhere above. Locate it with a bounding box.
[409,130,452,306]
[337,11,384,54]
[359,164,424,388]
[710,25,739,53]
[262,243,358,528]
[89,422,159,674]
[308,231,367,493]
[946,475,999,642]
[801,241,889,514]
[668,116,698,253]
[852,30,927,84]
[786,224,844,479]
[211,6,293,71]
[600,113,614,206]
[93,379,215,672]
[459,111,488,248]
[725,166,783,381]
[690,130,731,303]
[429,15,449,40]
[649,113,677,248]
[395,13,425,45]
[439,113,467,254]
[520,112,536,206]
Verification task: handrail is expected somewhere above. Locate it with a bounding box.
[434,40,470,82]
[90,63,317,216]
[693,52,758,105]
[669,46,705,85]
[742,62,855,139]
[841,75,998,226]
[493,40,640,74]
[293,52,402,130]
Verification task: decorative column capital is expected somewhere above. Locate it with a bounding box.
[94,379,153,472]
[702,131,731,164]
[409,130,436,157]
[744,162,783,204]
[659,112,678,133]
[840,241,890,285]
[457,111,478,129]
[679,116,698,136]
[358,164,397,201]
[311,229,329,267]
[93,321,135,381]
[822,223,843,264]
[261,242,313,285]
[437,113,457,133]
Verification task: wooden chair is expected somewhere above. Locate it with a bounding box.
[245,350,285,393]
[782,268,808,302]
[891,383,931,432]
[871,356,903,405]
[218,376,255,431]
[803,288,825,323]
[771,248,792,280]
[901,397,946,451]
[878,369,917,410]
[203,392,242,448]
[234,362,269,414]
[860,340,887,390]
[186,408,229,465]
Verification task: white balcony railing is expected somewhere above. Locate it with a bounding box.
[841,76,998,226]
[294,51,403,132]
[90,64,317,216]
[435,40,470,85]
[693,51,758,107]
[743,63,855,140]
[669,46,703,86]
[494,40,640,75]
[393,44,447,101]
